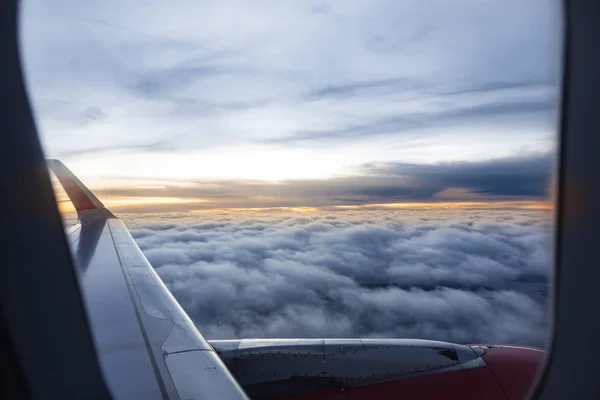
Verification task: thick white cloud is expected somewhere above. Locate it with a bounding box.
[123,209,551,346]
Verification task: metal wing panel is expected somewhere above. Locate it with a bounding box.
[68,217,170,400]
[68,214,248,399]
[52,160,248,400]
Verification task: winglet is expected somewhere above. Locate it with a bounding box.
[47,159,107,212]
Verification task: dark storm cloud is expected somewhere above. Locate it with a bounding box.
[122,209,551,346]
[364,153,553,197]
[97,153,553,211]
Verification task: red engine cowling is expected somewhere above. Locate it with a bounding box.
[329,345,544,400]
[210,339,544,400]
[479,345,545,400]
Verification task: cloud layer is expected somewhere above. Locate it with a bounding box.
[93,153,554,212]
[123,209,552,346]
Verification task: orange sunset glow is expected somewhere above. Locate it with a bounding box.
[56,191,552,214]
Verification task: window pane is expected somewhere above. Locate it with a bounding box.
[22,1,561,398]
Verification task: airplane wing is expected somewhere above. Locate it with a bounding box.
[48,160,249,400]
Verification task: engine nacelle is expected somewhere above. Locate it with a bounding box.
[209,338,543,399]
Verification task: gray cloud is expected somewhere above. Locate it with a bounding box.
[96,153,553,211]
[123,209,551,346]
[363,153,553,197]
[307,78,422,100]
[57,140,176,158]
[266,86,557,144]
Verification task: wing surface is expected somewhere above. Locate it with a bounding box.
[48,159,248,400]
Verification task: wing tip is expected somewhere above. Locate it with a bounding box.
[48,159,106,213]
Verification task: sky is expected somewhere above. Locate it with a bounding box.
[20,0,562,212]
[23,1,560,347]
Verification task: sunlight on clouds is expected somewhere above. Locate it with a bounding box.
[191,206,322,213]
[188,201,551,214]
[334,201,553,210]
[58,145,378,184]
[103,196,205,208]
[50,151,554,214]
[56,197,551,214]
[55,195,206,213]
[45,129,555,186]
[53,180,551,214]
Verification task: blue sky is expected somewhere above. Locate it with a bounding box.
[21,0,562,210]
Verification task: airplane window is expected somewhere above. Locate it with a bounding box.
[20,1,562,399]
